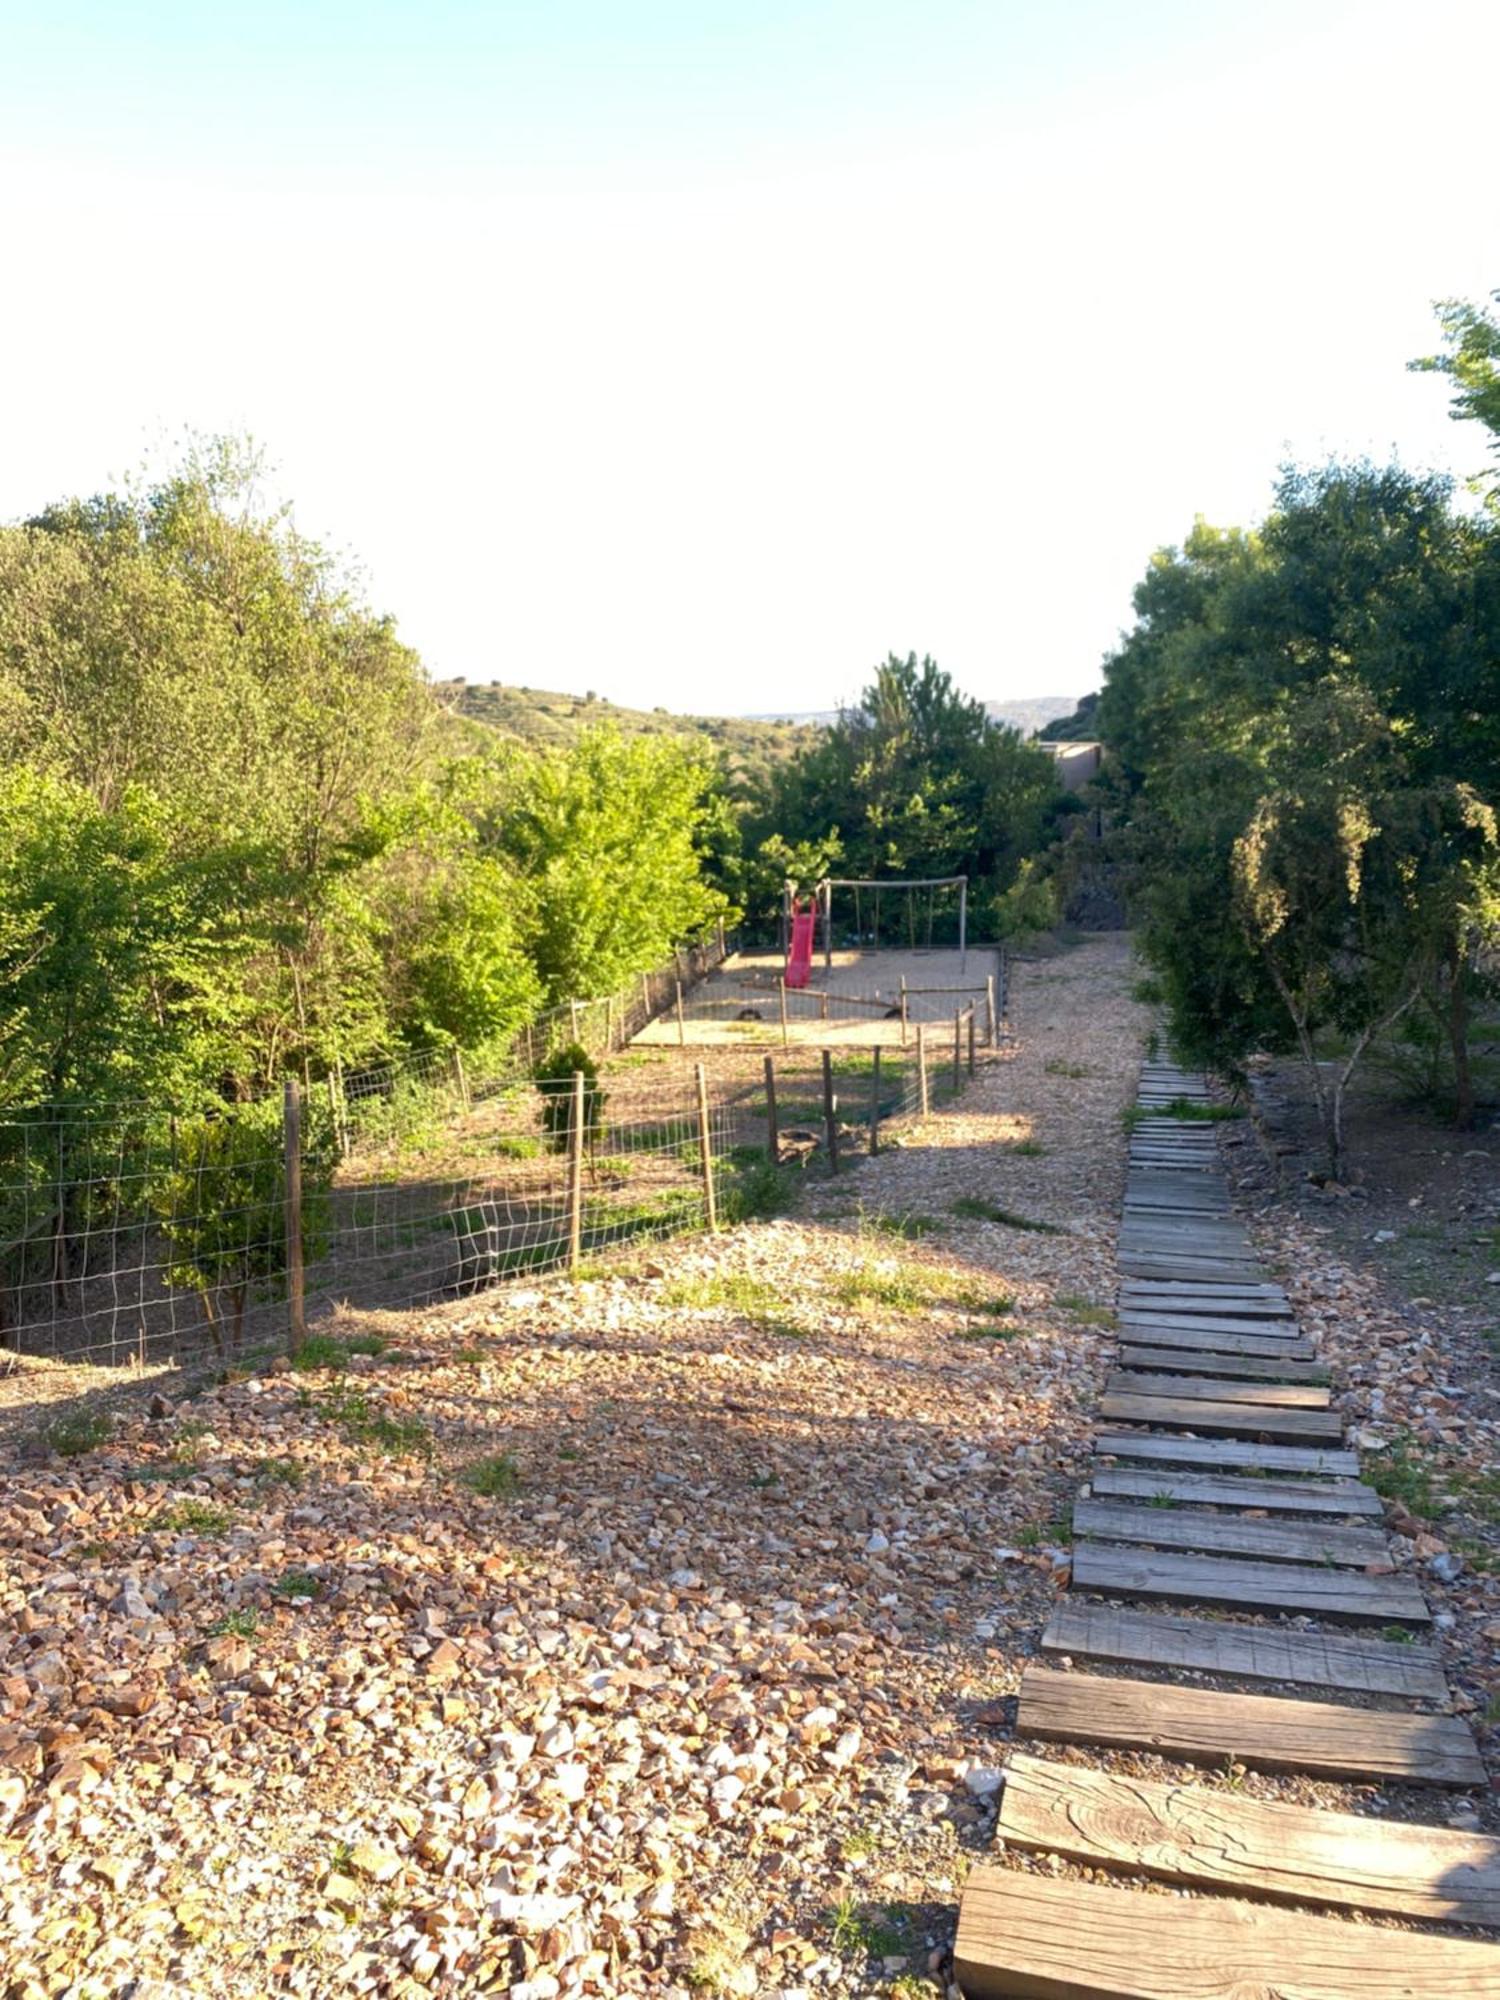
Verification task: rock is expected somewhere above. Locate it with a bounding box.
[1430,1552,1465,1584]
[864,1530,890,1555]
[147,1394,175,1420]
[323,1871,361,1912]
[964,1765,1004,1800]
[349,1842,402,1884]
[424,1639,462,1679]
[538,1721,574,1758]
[87,1855,135,1892]
[110,1586,152,1621]
[826,1727,863,1768]
[798,1706,839,1742]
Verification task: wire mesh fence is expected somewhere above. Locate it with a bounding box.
[0,936,992,1372]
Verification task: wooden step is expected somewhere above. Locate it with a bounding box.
[1089,1466,1383,1517]
[1072,1498,1387,1568]
[955,1868,1500,2000]
[1042,1601,1447,1700]
[1071,1540,1430,1623]
[1095,1432,1359,1478]
[1121,1280,1290,1305]
[1107,1371,1331,1410]
[1099,1391,1344,1444]
[1118,1316,1315,1355]
[1017,1665,1481,1783]
[1118,1345,1328,1383]
[996,1752,1500,1924]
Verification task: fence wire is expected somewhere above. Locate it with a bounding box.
[0,936,994,1371]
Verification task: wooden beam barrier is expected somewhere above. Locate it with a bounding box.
[822,1049,840,1173]
[764,1055,780,1164]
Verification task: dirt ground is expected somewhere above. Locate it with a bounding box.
[0,935,1144,2000]
[633,949,1002,1049]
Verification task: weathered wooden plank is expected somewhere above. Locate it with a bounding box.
[1071,1540,1429,1623]
[955,1869,1500,2000]
[1106,1371,1332,1410]
[1100,1392,1344,1443]
[1042,1601,1446,1699]
[1121,1279,1288,1300]
[1095,1432,1359,1477]
[1119,1292,1292,1312]
[1090,1466,1383,1517]
[1120,1259,1268,1283]
[1117,1345,1329,1383]
[996,1752,1500,1924]
[1072,1498,1387,1568]
[1017,1665,1477,1782]
[1119,1314,1312,1350]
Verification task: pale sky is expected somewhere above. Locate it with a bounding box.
[1,1,1497,714]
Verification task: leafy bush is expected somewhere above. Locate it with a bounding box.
[533,1043,605,1155]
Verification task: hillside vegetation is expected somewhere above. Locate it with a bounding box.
[438,679,817,796]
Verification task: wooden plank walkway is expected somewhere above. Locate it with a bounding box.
[997,1752,1500,1924]
[1041,1601,1447,1699]
[954,1054,1499,1995]
[955,1870,1500,1998]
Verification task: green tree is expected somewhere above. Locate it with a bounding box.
[1411,290,1500,493]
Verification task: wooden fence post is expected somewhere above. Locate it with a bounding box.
[570,999,581,1044]
[819,990,829,1021]
[899,977,909,1048]
[967,1009,976,1078]
[986,973,997,1048]
[640,973,652,1030]
[567,1071,585,1272]
[695,1063,718,1232]
[764,1054,780,1165]
[778,977,789,1048]
[605,994,615,1051]
[868,1047,882,1156]
[822,1049,840,1174]
[452,1047,471,1112]
[917,1024,929,1117]
[952,1008,962,1097]
[675,981,687,1046]
[283,1079,306,1356]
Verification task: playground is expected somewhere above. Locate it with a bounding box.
[632,943,1002,1047]
[633,872,1005,1048]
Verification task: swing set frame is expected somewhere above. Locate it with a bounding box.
[781,875,968,969]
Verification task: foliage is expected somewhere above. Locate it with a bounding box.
[151,1099,333,1356]
[734,652,1065,933]
[533,1043,606,1155]
[1100,449,1500,1166]
[1410,290,1500,495]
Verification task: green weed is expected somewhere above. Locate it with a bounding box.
[459,1452,520,1497]
[41,1412,114,1458]
[255,1456,306,1490]
[1044,1059,1090,1078]
[949,1195,1059,1233]
[1367,1431,1441,1521]
[208,1609,259,1639]
[156,1499,234,1538]
[315,1384,432,1458]
[272,1569,321,1600]
[826,1896,906,1960]
[1007,1138,1046,1157]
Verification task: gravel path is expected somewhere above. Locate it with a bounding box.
[0,936,1146,2000]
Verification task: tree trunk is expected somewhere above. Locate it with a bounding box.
[1448,942,1475,1131]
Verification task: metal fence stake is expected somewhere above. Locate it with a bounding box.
[567,1071,585,1272]
[283,1078,306,1356]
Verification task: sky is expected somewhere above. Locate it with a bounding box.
[1,2,1497,715]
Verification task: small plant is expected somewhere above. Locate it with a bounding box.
[272,1569,321,1600]
[170,1419,212,1463]
[459,1451,520,1497]
[292,1331,386,1373]
[949,1195,1059,1234]
[1044,1059,1090,1078]
[1484,1691,1500,1723]
[1147,1490,1179,1508]
[156,1499,234,1538]
[1220,1754,1247,1793]
[41,1411,114,1458]
[1368,1431,1441,1521]
[841,1823,883,1860]
[1378,1623,1417,1645]
[534,1043,605,1156]
[315,1383,431,1457]
[1056,1295,1115,1327]
[1007,1138,1046,1158]
[255,1455,306,1490]
[453,1346,485,1365]
[208,1609,259,1639]
[826,1896,906,1960]
[870,1210,945,1239]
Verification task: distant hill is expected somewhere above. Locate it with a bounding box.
[434,680,818,793]
[746,694,1082,736]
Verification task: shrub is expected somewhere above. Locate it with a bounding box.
[534,1043,606,1155]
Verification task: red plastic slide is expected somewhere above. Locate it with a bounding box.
[785,898,816,988]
